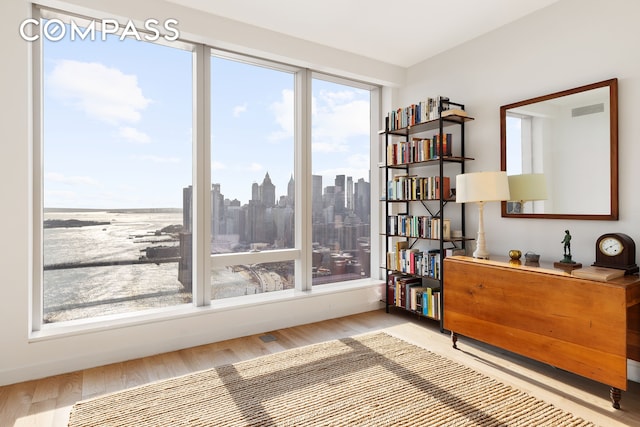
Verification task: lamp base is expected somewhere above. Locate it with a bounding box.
[472,249,490,260]
[473,201,490,259]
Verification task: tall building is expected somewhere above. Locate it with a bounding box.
[246,200,266,243]
[334,174,345,215]
[260,172,276,207]
[211,183,224,236]
[346,176,353,211]
[251,182,260,201]
[182,185,192,232]
[354,178,371,223]
[312,175,323,220]
[287,175,295,207]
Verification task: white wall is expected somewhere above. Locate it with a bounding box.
[0,0,404,386]
[402,0,640,381]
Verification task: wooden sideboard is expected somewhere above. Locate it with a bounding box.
[443,256,640,409]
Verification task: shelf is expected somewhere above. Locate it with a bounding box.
[380,233,474,243]
[386,303,441,322]
[380,198,455,203]
[380,156,475,168]
[378,114,474,136]
[385,268,441,281]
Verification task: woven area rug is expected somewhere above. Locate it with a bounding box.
[68,332,595,426]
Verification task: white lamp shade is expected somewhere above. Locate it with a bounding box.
[455,171,510,203]
[508,174,547,202]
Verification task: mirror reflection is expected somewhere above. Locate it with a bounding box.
[500,79,618,220]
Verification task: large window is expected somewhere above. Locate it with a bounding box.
[209,54,296,299]
[38,10,194,323]
[311,77,371,285]
[33,8,377,326]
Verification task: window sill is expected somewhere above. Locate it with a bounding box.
[29,278,384,342]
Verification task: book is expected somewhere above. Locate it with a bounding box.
[433,133,453,157]
[386,96,450,130]
[571,266,625,281]
[396,276,421,307]
[441,108,468,117]
[442,219,451,240]
[434,176,451,200]
[395,241,409,271]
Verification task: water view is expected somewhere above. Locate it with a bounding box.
[43,209,190,322]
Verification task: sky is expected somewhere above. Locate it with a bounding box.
[42,21,371,209]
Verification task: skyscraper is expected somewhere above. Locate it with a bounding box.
[312,175,323,220]
[211,183,224,236]
[287,175,295,207]
[334,174,345,215]
[260,172,276,207]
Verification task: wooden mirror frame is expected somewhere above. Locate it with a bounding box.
[500,78,618,220]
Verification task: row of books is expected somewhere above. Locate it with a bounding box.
[387,96,448,131]
[387,242,465,278]
[387,246,442,279]
[386,273,441,319]
[386,134,453,165]
[387,215,451,240]
[387,175,451,201]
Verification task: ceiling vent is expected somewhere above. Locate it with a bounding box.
[572,103,604,117]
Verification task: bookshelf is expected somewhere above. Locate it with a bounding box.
[381,97,474,329]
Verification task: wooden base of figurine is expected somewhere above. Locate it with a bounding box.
[554,261,582,273]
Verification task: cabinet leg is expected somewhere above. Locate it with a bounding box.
[610,387,621,409]
[451,331,458,349]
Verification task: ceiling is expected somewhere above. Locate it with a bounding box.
[166,0,560,67]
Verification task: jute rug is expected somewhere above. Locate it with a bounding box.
[68,333,596,426]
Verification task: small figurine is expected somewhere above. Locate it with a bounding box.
[562,229,572,258]
[554,229,582,272]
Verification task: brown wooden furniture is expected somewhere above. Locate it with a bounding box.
[443,255,640,409]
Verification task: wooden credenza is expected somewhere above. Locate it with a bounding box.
[443,256,640,409]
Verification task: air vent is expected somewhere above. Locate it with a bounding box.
[572,103,604,117]
[259,334,277,343]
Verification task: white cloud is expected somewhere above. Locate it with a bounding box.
[321,90,356,106]
[212,161,227,170]
[233,103,248,117]
[247,162,263,171]
[316,153,370,184]
[267,87,368,153]
[312,89,369,153]
[313,141,349,153]
[47,60,151,126]
[268,89,294,142]
[118,126,151,144]
[45,172,98,186]
[133,155,180,164]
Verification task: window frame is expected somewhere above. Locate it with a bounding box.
[31,6,200,329]
[31,6,381,333]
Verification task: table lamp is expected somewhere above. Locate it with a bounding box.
[508,173,547,213]
[456,171,510,259]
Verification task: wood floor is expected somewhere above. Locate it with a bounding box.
[1,309,639,426]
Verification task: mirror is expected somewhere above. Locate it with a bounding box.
[500,78,618,220]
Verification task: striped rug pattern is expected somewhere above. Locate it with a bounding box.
[68,333,595,426]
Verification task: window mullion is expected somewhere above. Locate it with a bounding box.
[31,4,44,331]
[194,44,211,306]
[295,69,312,291]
